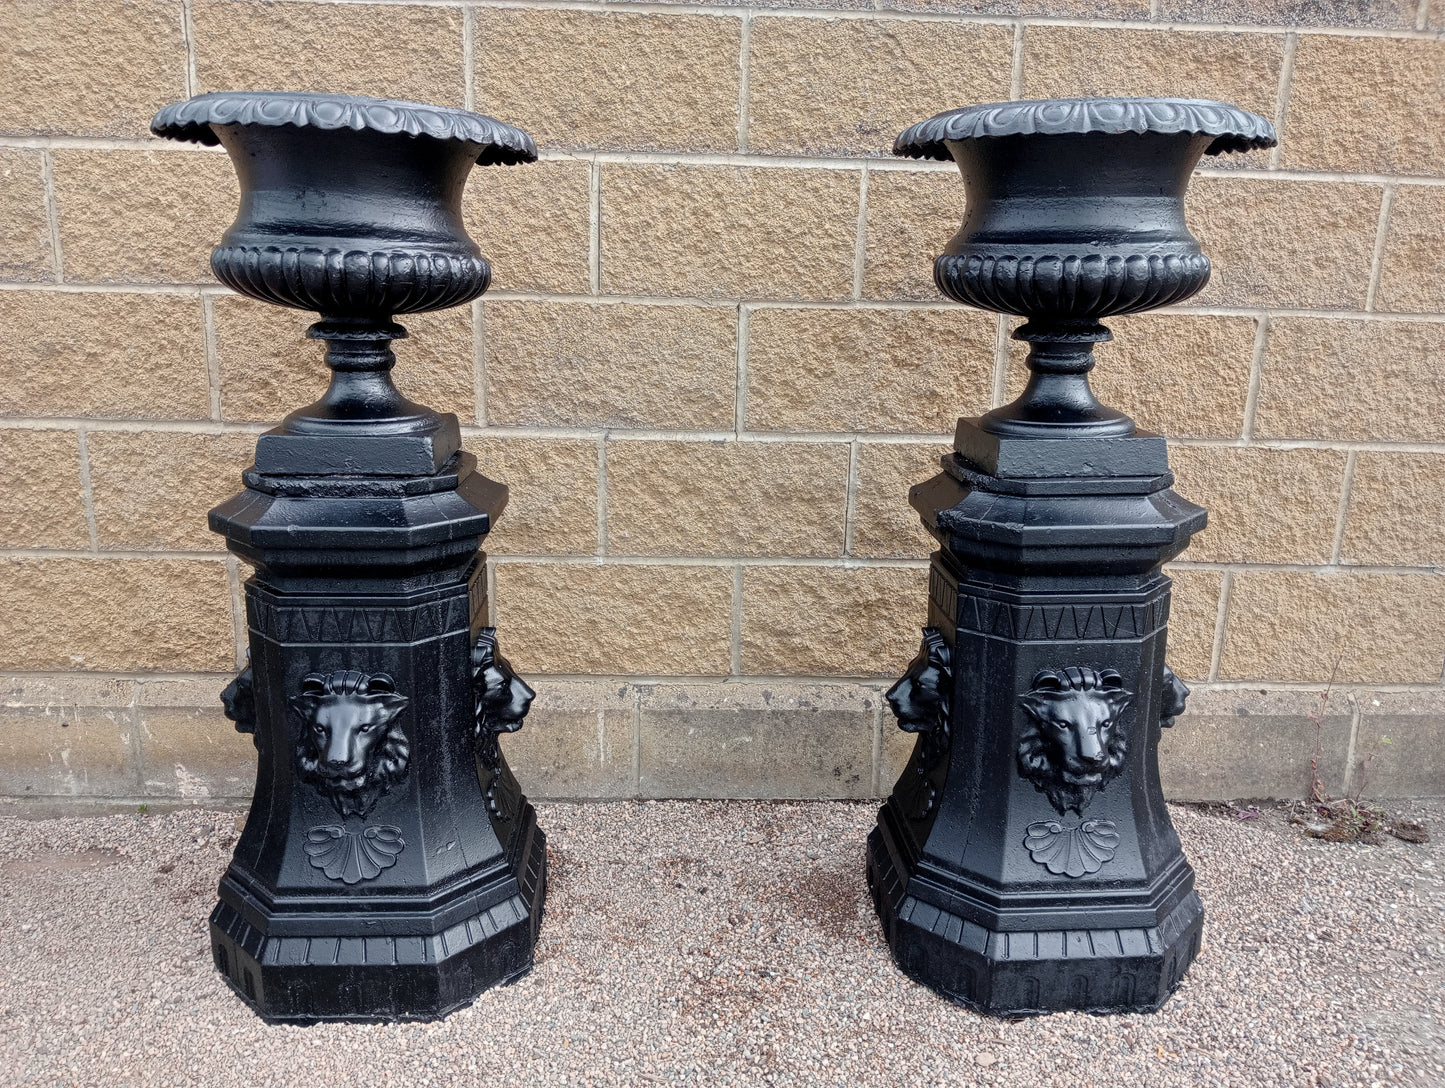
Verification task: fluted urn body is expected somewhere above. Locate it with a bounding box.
[867,98,1275,1016]
[153,93,546,1022]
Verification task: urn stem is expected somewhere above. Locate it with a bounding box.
[980,321,1134,437]
[303,317,415,423]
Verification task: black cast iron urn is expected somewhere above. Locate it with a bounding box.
[866,98,1276,1016]
[151,92,545,1022]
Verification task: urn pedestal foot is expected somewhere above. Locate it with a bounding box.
[209,802,545,1023]
[867,810,1203,1016]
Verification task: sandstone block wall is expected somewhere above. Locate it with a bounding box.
[1,0,1442,805]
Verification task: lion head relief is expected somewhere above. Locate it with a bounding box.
[471,628,535,742]
[1159,664,1190,730]
[887,627,954,820]
[471,628,535,820]
[292,670,410,819]
[1017,666,1132,816]
[886,628,952,735]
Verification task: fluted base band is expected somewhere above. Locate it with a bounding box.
[213,245,492,315]
[935,251,1211,319]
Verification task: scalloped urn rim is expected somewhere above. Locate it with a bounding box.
[150,90,538,167]
[894,96,1277,161]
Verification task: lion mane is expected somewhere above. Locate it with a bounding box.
[293,670,411,819]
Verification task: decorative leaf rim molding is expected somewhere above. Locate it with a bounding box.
[152,91,538,166]
[895,97,1277,161]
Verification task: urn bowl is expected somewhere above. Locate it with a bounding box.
[894,98,1276,323]
[151,92,537,318]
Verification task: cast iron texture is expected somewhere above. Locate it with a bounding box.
[867,97,1275,1017]
[153,91,545,1023]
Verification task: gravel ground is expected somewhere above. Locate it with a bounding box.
[0,800,1441,1088]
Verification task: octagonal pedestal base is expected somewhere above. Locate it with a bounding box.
[866,417,1208,1018]
[209,803,545,1024]
[867,812,1202,1017]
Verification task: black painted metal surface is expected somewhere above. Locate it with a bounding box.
[153,92,545,1022]
[868,98,1276,1016]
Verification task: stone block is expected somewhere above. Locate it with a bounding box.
[475,9,740,152]
[862,167,958,301]
[1374,185,1445,314]
[484,301,736,430]
[0,705,139,798]
[0,429,89,549]
[0,675,141,799]
[600,164,859,300]
[1023,26,1284,125]
[52,149,237,285]
[461,436,600,557]
[740,564,928,676]
[495,562,734,675]
[637,682,877,798]
[0,0,188,138]
[850,441,948,560]
[746,307,994,433]
[1160,0,1415,25]
[1157,688,1353,801]
[1353,690,1445,799]
[605,440,850,558]
[4,674,136,709]
[1162,567,1222,682]
[86,430,255,551]
[193,0,464,105]
[1188,177,1381,309]
[1341,451,1445,566]
[137,704,255,799]
[0,558,235,672]
[880,0,1148,12]
[1284,35,1445,175]
[500,681,635,799]
[748,17,1012,155]
[134,676,226,708]
[1220,570,1445,683]
[0,291,210,419]
[464,160,592,294]
[214,296,473,423]
[1256,317,1445,442]
[0,149,53,280]
[1169,445,1347,564]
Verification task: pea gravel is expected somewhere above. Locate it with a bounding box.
[0,800,1441,1088]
